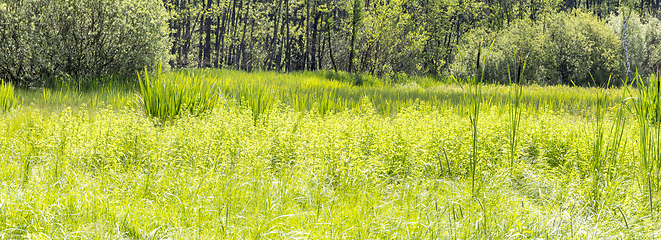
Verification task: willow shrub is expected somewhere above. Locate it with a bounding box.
[451,9,623,86]
[0,0,170,87]
[608,10,661,78]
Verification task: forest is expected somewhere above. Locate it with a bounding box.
[1,0,660,86]
[162,0,661,86]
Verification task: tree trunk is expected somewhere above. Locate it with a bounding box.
[181,0,192,67]
[305,0,312,70]
[327,17,337,73]
[238,0,251,70]
[214,1,228,68]
[269,0,282,70]
[197,0,205,68]
[285,0,291,72]
[203,0,213,67]
[310,12,320,70]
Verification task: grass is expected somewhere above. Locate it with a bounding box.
[508,53,526,169]
[0,69,660,238]
[136,67,220,122]
[625,70,661,214]
[0,81,17,112]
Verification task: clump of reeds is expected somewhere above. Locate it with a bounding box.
[136,67,221,122]
[0,80,17,112]
[624,70,661,213]
[507,51,526,168]
[454,40,492,194]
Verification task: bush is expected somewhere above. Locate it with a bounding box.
[451,10,623,86]
[608,10,661,79]
[0,0,170,87]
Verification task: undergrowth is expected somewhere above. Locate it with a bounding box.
[0,70,659,238]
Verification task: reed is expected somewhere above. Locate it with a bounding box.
[136,67,220,122]
[624,70,661,213]
[454,41,492,194]
[0,80,17,112]
[508,52,526,168]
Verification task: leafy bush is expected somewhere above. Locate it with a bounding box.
[0,0,170,87]
[608,10,661,78]
[0,80,17,112]
[137,68,219,122]
[452,10,623,86]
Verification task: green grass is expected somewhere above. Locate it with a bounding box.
[0,81,17,112]
[137,67,220,122]
[1,69,660,238]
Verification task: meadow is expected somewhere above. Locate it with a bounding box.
[0,69,660,239]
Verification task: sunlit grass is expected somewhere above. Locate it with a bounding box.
[0,69,658,238]
[0,81,17,113]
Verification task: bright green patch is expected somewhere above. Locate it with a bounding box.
[137,68,221,122]
[0,81,17,112]
[0,70,659,238]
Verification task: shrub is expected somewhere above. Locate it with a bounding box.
[451,10,623,86]
[608,10,661,78]
[0,0,170,87]
[0,80,17,112]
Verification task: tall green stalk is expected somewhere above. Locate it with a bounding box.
[507,53,526,168]
[454,41,492,194]
[606,100,627,182]
[625,70,661,213]
[590,78,607,208]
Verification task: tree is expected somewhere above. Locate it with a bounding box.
[349,0,363,73]
[0,0,170,86]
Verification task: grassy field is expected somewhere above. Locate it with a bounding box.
[0,69,660,239]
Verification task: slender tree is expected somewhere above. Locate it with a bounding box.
[349,0,363,73]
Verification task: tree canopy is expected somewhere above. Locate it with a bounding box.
[1,0,660,86]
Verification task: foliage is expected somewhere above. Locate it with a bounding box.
[0,80,16,112]
[0,0,170,86]
[608,9,661,78]
[159,0,661,84]
[452,10,623,86]
[360,0,428,77]
[136,68,219,122]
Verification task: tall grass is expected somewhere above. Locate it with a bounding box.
[237,84,275,125]
[508,54,526,168]
[454,41,492,194]
[0,80,17,112]
[590,77,608,209]
[624,70,661,213]
[136,67,220,122]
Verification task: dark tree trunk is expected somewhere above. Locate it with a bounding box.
[214,2,228,68]
[327,21,337,73]
[197,0,205,68]
[202,0,213,68]
[181,0,192,67]
[268,0,283,70]
[285,0,291,72]
[239,0,251,70]
[305,0,312,70]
